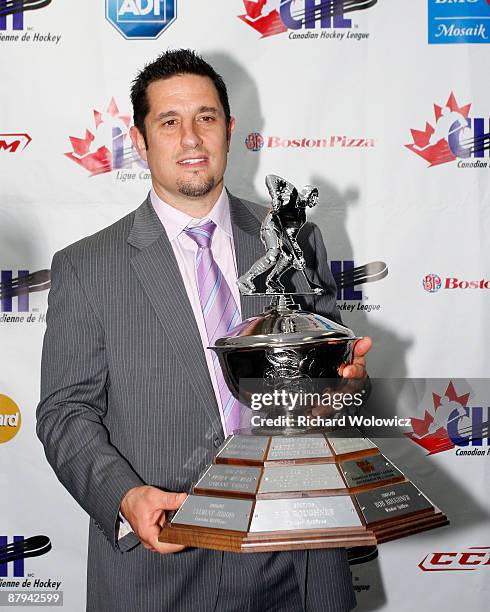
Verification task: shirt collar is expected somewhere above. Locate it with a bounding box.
[150,187,232,242]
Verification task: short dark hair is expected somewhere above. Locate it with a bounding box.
[130,49,231,146]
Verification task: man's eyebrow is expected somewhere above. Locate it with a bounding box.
[197,106,219,114]
[155,110,179,121]
[154,106,220,122]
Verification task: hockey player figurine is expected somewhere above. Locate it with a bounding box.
[237,174,323,294]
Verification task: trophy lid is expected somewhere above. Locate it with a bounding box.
[214,304,357,350]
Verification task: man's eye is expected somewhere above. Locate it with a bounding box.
[199,116,215,122]
[163,119,178,127]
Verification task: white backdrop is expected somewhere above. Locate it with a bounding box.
[1,0,489,610]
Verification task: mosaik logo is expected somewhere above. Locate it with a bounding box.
[406,92,490,168]
[65,98,149,180]
[0,536,51,578]
[0,134,31,153]
[106,0,177,40]
[405,381,490,456]
[238,0,376,40]
[428,0,490,45]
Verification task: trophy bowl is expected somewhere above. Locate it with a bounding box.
[211,298,360,433]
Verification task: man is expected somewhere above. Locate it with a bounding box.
[37,49,371,612]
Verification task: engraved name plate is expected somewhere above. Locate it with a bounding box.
[217,435,269,462]
[249,496,362,532]
[258,464,345,494]
[195,465,261,495]
[267,435,332,461]
[339,454,403,489]
[355,482,433,525]
[327,436,377,457]
[171,495,253,532]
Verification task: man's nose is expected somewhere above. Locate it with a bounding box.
[180,120,202,149]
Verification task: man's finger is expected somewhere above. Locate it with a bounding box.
[353,337,372,358]
[342,363,366,379]
[153,541,186,555]
[153,491,187,511]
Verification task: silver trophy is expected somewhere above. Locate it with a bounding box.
[212,174,359,434]
[160,175,449,553]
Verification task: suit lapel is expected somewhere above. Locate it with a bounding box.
[127,197,222,434]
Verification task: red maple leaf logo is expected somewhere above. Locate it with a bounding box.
[65,98,131,176]
[405,381,470,455]
[238,0,288,37]
[405,92,472,167]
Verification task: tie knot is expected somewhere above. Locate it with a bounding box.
[184,220,216,249]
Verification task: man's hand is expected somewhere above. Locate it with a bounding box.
[121,485,187,554]
[311,337,372,417]
[339,336,372,380]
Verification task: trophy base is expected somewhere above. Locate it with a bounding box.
[159,523,377,554]
[159,430,449,553]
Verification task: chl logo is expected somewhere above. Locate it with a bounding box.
[0,537,24,577]
[406,92,490,167]
[106,0,177,39]
[238,0,377,38]
[330,260,388,300]
[65,98,147,176]
[0,0,53,32]
[1,271,29,312]
[0,536,52,577]
[406,381,490,455]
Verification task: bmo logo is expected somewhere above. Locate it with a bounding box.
[106,0,177,39]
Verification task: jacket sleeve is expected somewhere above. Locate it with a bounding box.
[309,223,342,323]
[36,250,144,552]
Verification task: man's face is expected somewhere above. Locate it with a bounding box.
[131,74,235,206]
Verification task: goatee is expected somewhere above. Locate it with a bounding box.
[177,177,215,198]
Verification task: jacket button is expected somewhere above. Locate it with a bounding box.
[213,437,221,448]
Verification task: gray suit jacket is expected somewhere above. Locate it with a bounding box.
[37,193,356,612]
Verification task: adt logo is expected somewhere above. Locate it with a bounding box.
[1,271,29,312]
[406,381,490,455]
[65,98,148,176]
[406,92,490,167]
[330,260,388,300]
[428,0,490,45]
[0,0,52,31]
[106,0,177,39]
[238,0,377,37]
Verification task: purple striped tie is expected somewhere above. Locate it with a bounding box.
[184,220,242,435]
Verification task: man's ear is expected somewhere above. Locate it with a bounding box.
[227,116,236,151]
[130,125,148,162]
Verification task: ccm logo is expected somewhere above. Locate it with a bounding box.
[419,548,490,571]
